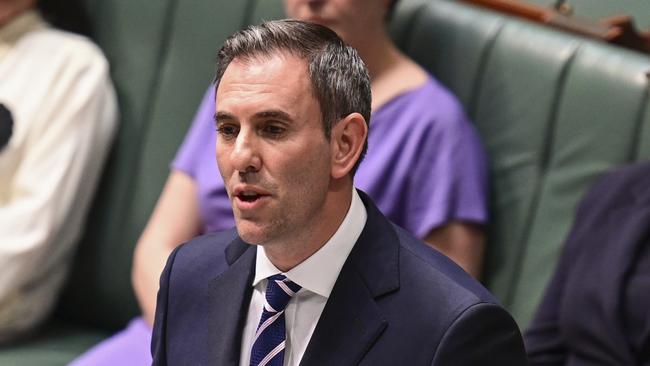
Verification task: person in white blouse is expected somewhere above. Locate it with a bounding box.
[0,0,117,342]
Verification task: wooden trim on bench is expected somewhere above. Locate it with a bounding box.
[461,0,650,54]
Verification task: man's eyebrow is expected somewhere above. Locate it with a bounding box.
[214,111,236,125]
[214,110,293,125]
[254,110,293,122]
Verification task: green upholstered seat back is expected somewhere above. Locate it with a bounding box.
[403,0,650,326]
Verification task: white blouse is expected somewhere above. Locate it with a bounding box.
[0,10,117,340]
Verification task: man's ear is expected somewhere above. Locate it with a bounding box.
[330,112,368,179]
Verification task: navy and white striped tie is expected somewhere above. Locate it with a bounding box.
[249,274,302,366]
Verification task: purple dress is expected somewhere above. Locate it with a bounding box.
[69,76,488,365]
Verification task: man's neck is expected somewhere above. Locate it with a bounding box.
[262,183,354,272]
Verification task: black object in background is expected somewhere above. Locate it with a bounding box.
[38,0,92,36]
[0,103,14,151]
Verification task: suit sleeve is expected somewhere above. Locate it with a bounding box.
[523,244,572,365]
[151,245,182,366]
[431,302,528,366]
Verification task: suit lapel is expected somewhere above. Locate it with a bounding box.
[300,190,400,366]
[207,238,256,366]
[299,264,388,366]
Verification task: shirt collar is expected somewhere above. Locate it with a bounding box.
[0,10,46,60]
[253,189,367,298]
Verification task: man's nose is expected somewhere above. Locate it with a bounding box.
[231,129,261,174]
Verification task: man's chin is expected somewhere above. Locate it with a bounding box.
[235,221,270,245]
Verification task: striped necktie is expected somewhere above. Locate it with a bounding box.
[249,274,302,366]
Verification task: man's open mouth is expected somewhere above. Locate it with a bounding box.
[238,191,261,202]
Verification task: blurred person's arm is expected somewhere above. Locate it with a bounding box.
[0,38,117,338]
[425,222,485,279]
[132,170,202,326]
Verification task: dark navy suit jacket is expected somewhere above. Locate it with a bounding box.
[151,191,527,365]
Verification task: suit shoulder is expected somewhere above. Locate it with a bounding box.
[599,161,650,184]
[592,161,650,199]
[393,224,498,306]
[577,161,650,217]
[171,229,239,275]
[432,301,527,364]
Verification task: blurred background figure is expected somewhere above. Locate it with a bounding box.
[0,0,117,343]
[525,161,650,365]
[71,0,486,364]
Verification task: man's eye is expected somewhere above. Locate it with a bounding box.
[217,125,238,139]
[262,125,286,137]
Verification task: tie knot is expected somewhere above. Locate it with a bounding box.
[264,274,301,313]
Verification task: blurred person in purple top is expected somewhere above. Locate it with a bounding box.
[69,0,487,364]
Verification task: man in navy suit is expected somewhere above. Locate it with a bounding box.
[151,19,527,366]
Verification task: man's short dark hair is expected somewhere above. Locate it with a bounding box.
[214,19,371,174]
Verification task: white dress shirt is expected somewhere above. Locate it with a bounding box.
[0,10,117,340]
[239,189,367,366]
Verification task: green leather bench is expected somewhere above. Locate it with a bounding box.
[1,0,649,364]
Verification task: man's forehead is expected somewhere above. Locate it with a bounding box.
[216,52,312,101]
[215,51,320,120]
[227,51,307,78]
